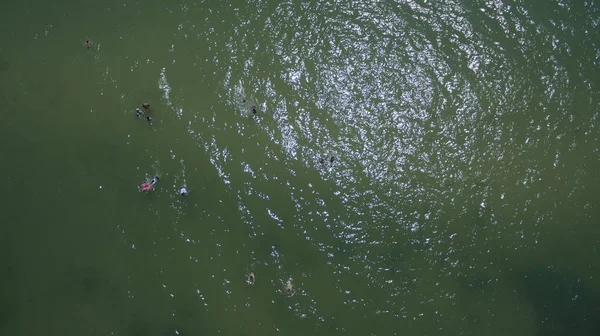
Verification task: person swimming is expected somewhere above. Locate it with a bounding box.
[179,186,188,196]
[135,108,143,117]
[247,272,255,285]
[140,176,159,192]
[140,182,152,192]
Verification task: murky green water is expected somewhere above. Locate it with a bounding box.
[1,0,599,335]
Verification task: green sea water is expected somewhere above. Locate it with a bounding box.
[1,0,599,335]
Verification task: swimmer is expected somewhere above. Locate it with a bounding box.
[85,40,91,48]
[179,186,188,196]
[135,108,143,117]
[330,155,335,163]
[141,176,159,192]
[247,272,255,285]
[251,106,257,114]
[146,116,153,122]
[142,103,150,109]
[319,158,324,164]
[284,280,293,292]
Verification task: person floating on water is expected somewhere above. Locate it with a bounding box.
[179,186,188,196]
[140,176,159,192]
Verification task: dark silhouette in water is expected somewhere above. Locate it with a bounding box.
[514,266,600,336]
[142,103,150,109]
[85,40,91,48]
[319,158,324,164]
[330,156,335,163]
[251,106,257,114]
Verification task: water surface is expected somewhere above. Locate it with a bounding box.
[1,0,599,335]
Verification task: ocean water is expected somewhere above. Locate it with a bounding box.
[1,0,599,335]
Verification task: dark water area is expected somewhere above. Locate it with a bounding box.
[1,0,600,335]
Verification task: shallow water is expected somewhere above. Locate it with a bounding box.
[1,0,599,335]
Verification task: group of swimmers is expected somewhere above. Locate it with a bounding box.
[140,175,188,194]
[85,40,298,292]
[133,98,332,195]
[132,102,188,195]
[247,272,294,292]
[135,103,153,122]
